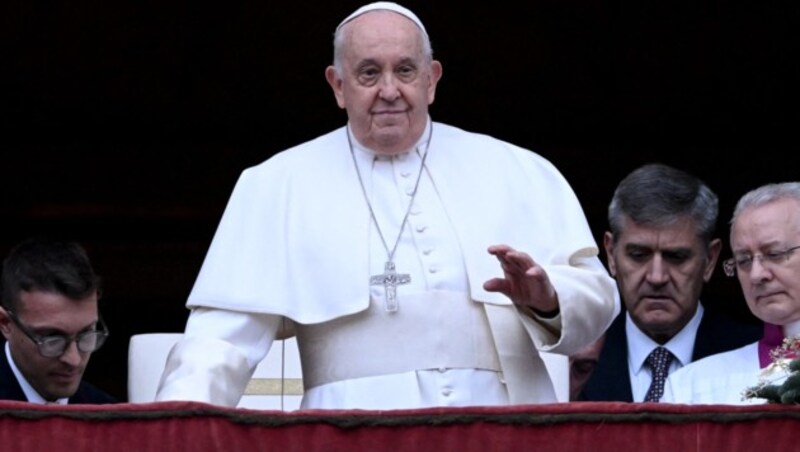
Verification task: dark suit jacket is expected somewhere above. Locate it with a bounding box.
[580,306,763,401]
[0,345,116,404]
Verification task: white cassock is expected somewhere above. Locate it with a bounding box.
[155,118,619,409]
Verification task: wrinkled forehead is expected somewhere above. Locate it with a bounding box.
[339,11,428,68]
[616,214,703,247]
[731,199,800,248]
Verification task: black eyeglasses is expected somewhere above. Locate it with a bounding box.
[5,310,109,358]
[722,245,800,277]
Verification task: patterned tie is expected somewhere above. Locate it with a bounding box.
[644,346,674,402]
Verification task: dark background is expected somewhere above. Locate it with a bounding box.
[2,2,797,401]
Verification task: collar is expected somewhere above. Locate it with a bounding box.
[5,342,68,405]
[626,303,704,375]
[346,117,432,158]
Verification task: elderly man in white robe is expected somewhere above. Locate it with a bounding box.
[663,182,800,404]
[155,2,619,410]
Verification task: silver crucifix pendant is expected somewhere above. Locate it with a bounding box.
[370,261,411,312]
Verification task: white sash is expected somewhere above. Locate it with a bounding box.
[297,291,500,389]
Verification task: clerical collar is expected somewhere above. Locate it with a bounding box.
[626,303,703,372]
[347,119,432,158]
[784,319,800,337]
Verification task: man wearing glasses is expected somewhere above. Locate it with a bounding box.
[0,238,115,404]
[663,182,800,404]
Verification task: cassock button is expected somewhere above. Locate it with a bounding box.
[415,225,428,233]
[428,266,439,274]
[441,387,453,397]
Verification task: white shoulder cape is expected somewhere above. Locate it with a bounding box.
[187,122,617,351]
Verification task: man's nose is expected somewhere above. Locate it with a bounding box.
[645,257,669,285]
[378,74,401,101]
[747,256,774,283]
[58,340,82,366]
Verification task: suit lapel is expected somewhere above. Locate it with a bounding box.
[581,313,634,401]
[0,346,28,402]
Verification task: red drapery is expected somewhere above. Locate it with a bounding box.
[1,401,799,451]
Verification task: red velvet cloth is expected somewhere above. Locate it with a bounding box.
[1,401,800,451]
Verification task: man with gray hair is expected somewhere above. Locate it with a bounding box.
[156,2,618,410]
[663,182,800,404]
[580,163,760,402]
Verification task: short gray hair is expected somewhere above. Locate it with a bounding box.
[608,163,719,246]
[730,182,800,227]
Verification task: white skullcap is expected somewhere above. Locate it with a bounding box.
[336,2,427,36]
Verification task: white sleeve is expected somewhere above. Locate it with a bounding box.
[155,308,281,406]
[184,307,282,367]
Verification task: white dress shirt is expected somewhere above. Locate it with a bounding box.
[4,342,67,405]
[626,304,704,401]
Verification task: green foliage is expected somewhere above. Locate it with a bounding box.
[749,384,782,403]
[748,358,800,404]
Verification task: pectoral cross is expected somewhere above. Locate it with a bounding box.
[370,261,411,312]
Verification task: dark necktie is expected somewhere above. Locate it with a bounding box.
[644,346,674,402]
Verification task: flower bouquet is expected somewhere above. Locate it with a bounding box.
[744,336,800,404]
